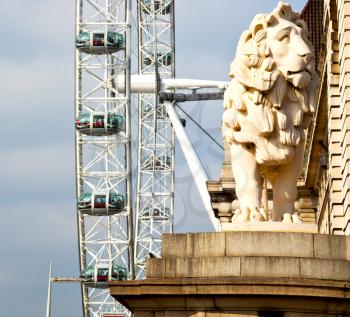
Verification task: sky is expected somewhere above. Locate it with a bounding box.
[0,0,307,316]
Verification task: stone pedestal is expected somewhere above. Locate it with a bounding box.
[220,222,318,233]
[109,232,350,316]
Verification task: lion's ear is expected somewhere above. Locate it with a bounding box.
[266,14,278,27]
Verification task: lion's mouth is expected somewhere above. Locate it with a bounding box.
[286,68,312,89]
[287,69,311,76]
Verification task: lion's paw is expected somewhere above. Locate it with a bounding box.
[232,209,243,224]
[292,214,303,223]
[232,207,267,223]
[251,207,268,222]
[282,213,303,223]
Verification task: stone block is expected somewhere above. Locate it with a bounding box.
[206,312,258,317]
[165,258,177,278]
[190,257,240,278]
[164,311,188,317]
[187,312,205,317]
[300,258,350,281]
[225,232,313,258]
[162,234,193,258]
[185,296,215,309]
[146,258,166,278]
[221,222,317,233]
[160,256,241,278]
[173,257,190,278]
[135,312,154,317]
[240,256,300,278]
[193,232,226,257]
[314,233,350,260]
[284,312,330,317]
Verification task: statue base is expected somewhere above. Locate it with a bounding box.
[221,221,318,233]
[109,231,350,316]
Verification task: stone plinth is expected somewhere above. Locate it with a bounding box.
[220,222,318,233]
[109,232,350,316]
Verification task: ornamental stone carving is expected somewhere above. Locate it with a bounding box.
[222,2,319,223]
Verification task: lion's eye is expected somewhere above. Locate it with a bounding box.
[279,35,290,44]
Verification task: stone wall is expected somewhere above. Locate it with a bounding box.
[109,232,350,316]
[134,312,343,317]
[310,0,350,234]
[147,232,350,281]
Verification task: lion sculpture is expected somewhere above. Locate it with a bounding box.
[222,2,319,223]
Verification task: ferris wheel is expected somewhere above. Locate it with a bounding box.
[74,0,133,315]
[134,0,176,280]
[47,1,225,316]
[73,0,178,314]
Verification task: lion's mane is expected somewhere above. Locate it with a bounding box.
[222,2,319,167]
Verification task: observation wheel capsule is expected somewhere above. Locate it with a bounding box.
[76,31,125,55]
[75,112,125,136]
[142,0,172,15]
[142,154,171,171]
[77,190,125,216]
[80,263,128,286]
[142,207,170,220]
[143,52,172,67]
[143,104,168,119]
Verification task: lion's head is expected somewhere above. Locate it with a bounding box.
[223,2,319,166]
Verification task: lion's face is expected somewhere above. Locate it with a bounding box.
[266,18,313,89]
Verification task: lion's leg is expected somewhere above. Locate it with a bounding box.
[272,143,304,222]
[230,142,262,221]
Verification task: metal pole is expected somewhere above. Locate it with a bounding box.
[165,102,220,232]
[45,262,52,317]
[125,0,135,279]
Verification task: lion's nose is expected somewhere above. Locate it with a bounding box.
[294,34,312,60]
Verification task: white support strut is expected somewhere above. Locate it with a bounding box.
[116,75,229,94]
[45,262,52,317]
[165,102,220,232]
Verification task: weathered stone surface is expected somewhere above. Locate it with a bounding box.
[190,257,240,278]
[300,258,350,281]
[164,312,189,317]
[114,230,350,316]
[146,258,166,278]
[206,312,258,317]
[164,258,177,278]
[109,277,350,313]
[188,313,205,317]
[162,233,193,258]
[149,257,241,278]
[135,312,154,317]
[314,234,350,260]
[192,232,226,257]
[225,232,313,258]
[284,312,336,317]
[240,256,300,278]
[185,296,215,309]
[221,222,318,233]
[173,257,190,278]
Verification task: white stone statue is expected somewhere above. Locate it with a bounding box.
[222,2,319,223]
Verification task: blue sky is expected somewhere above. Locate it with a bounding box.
[0,0,307,315]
